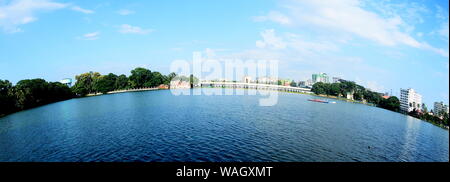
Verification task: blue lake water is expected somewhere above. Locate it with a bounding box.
[0,89,448,162]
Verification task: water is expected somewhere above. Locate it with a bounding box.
[0,89,448,162]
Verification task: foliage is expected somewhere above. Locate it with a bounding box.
[290,81,297,87]
[129,67,153,88]
[115,74,130,90]
[0,80,16,116]
[379,96,400,112]
[72,72,101,96]
[311,81,400,113]
[94,73,118,94]
[0,79,73,117]
[409,109,449,127]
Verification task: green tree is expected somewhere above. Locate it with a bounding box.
[328,83,341,96]
[129,67,153,88]
[13,79,73,110]
[311,82,327,95]
[115,74,129,90]
[95,73,118,94]
[290,81,297,87]
[379,96,400,112]
[149,72,164,87]
[0,80,16,116]
[72,71,101,96]
[165,72,177,85]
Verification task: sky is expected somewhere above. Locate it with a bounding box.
[0,0,449,106]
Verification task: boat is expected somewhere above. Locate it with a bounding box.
[308,99,329,103]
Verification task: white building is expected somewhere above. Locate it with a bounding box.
[59,78,72,87]
[305,79,314,87]
[242,76,253,83]
[400,88,422,113]
[257,77,277,84]
[434,101,449,115]
[170,80,191,89]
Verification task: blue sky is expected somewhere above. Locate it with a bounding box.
[0,0,449,106]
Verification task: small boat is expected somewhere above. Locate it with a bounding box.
[308,99,329,103]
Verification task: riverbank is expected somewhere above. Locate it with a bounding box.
[85,87,161,97]
[308,92,449,130]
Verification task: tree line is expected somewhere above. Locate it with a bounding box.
[311,80,400,112]
[311,80,449,127]
[0,79,73,117]
[1,67,179,117]
[72,67,177,96]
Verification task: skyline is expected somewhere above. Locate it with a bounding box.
[0,0,449,106]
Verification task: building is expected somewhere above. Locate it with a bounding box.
[400,88,422,113]
[257,77,277,84]
[59,78,72,87]
[170,80,191,89]
[434,101,449,115]
[298,81,306,87]
[312,73,329,84]
[242,76,253,83]
[278,79,292,86]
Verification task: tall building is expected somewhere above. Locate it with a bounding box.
[434,101,449,115]
[312,73,329,84]
[400,88,422,113]
[306,79,313,87]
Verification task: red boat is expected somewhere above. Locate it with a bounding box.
[308,99,329,103]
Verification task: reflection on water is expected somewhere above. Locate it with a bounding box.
[0,89,448,162]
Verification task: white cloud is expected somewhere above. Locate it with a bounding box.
[118,24,153,35]
[0,0,67,33]
[366,81,386,93]
[71,6,94,14]
[253,11,291,25]
[0,0,95,33]
[255,29,286,49]
[81,31,100,40]
[117,9,134,16]
[272,0,447,57]
[255,29,338,55]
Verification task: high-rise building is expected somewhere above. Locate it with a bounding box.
[312,73,329,84]
[400,88,422,113]
[434,101,449,115]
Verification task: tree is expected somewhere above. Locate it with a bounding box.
[311,82,327,95]
[94,73,118,94]
[379,96,400,112]
[13,79,73,110]
[115,74,129,90]
[0,80,16,116]
[72,72,101,96]
[290,81,297,87]
[328,83,341,96]
[149,72,164,87]
[165,72,177,85]
[277,80,282,86]
[129,67,153,88]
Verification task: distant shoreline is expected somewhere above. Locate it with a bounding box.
[1,87,449,130]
